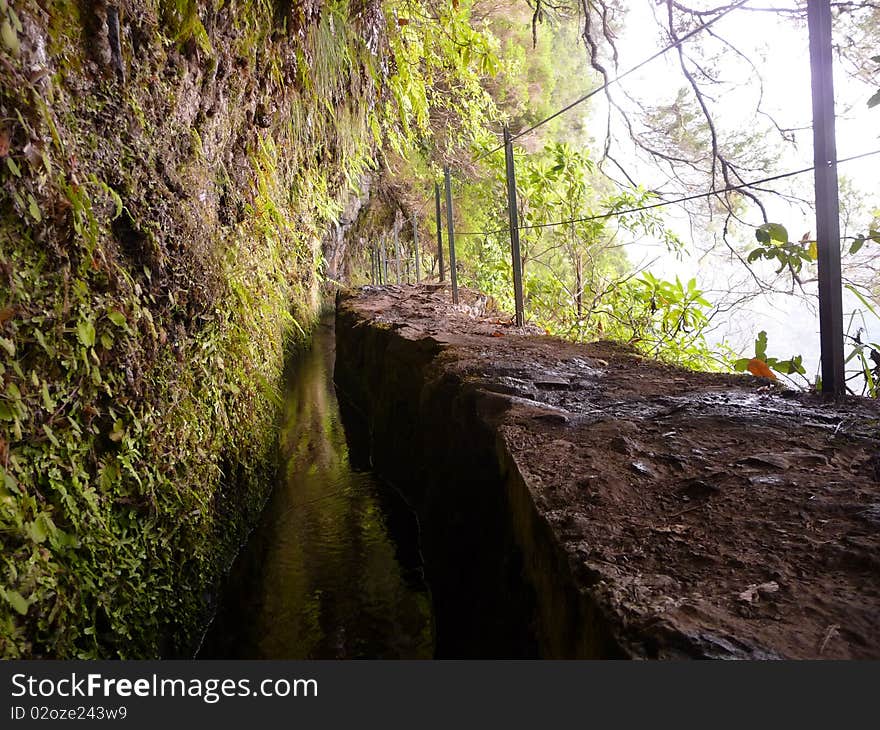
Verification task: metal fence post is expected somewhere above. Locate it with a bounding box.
[434,182,445,283]
[504,125,526,327]
[444,166,459,305]
[394,226,401,284]
[413,213,421,283]
[808,0,844,396]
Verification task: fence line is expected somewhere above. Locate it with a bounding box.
[406,0,852,395]
[454,148,880,237]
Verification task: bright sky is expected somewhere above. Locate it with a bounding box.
[582,0,880,383]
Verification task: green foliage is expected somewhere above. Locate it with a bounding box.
[732,331,806,380]
[843,285,880,398]
[159,0,213,53]
[478,5,590,140]
[848,224,880,255]
[374,5,711,371]
[600,273,717,369]
[0,0,21,57]
[380,0,501,158]
[451,139,713,368]
[745,216,880,394]
[0,0,410,658]
[748,223,815,274]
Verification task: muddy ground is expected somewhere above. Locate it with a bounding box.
[346,283,880,659]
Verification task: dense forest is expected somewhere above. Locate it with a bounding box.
[0,0,877,658]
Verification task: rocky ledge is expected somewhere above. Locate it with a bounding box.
[334,284,880,659]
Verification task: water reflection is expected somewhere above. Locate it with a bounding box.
[198,316,434,659]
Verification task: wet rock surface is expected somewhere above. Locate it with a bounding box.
[336,284,880,659]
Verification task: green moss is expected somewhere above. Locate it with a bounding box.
[0,0,383,657]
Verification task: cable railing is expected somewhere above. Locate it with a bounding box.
[455,149,880,237]
[370,0,857,395]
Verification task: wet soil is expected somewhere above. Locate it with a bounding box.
[343,283,880,659]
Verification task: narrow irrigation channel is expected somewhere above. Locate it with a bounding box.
[198,315,434,659]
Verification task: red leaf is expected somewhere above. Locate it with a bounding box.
[747,358,776,380]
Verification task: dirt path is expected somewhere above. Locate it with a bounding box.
[345,283,880,659]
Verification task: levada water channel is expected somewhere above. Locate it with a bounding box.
[198,314,435,659]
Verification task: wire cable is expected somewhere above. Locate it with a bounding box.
[454,148,880,237]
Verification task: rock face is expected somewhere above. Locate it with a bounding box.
[335,285,880,659]
[322,175,373,284]
[0,1,389,658]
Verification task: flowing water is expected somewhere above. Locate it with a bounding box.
[198,316,434,659]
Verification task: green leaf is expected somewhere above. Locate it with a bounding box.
[733,358,750,372]
[107,310,127,327]
[860,350,876,397]
[109,419,125,442]
[844,284,880,319]
[43,424,60,448]
[850,237,865,255]
[2,467,20,494]
[2,589,29,616]
[755,330,768,360]
[49,526,78,550]
[747,249,764,263]
[27,194,41,222]
[756,222,789,244]
[41,381,54,410]
[26,517,48,544]
[0,18,19,55]
[33,328,54,356]
[5,155,20,177]
[767,223,788,243]
[76,319,96,347]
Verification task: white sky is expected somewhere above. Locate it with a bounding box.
[579,0,880,383]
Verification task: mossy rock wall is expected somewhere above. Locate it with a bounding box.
[0,0,387,657]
